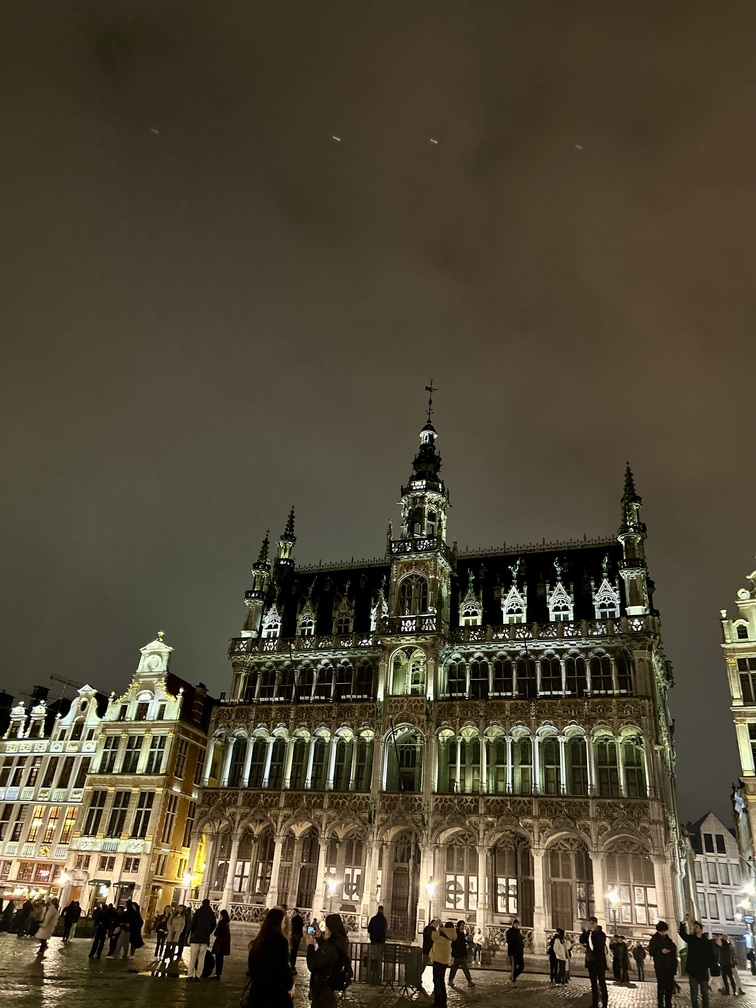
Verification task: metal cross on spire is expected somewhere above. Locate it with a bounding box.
[425,380,437,423]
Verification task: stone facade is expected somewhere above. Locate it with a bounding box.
[191,414,685,948]
[65,634,214,918]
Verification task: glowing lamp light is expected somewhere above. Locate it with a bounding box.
[59,873,69,885]
[607,888,620,907]
[326,878,338,896]
[182,873,193,887]
[426,880,436,899]
[744,882,756,897]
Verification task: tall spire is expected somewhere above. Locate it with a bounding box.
[257,530,270,565]
[617,462,649,615]
[397,386,449,544]
[275,507,297,568]
[284,507,295,540]
[425,379,436,424]
[623,462,640,505]
[620,462,643,534]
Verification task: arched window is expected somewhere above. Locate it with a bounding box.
[267,736,287,789]
[444,834,479,912]
[398,575,429,616]
[227,736,247,788]
[622,737,646,797]
[459,733,481,794]
[491,657,514,696]
[310,735,329,790]
[354,660,374,698]
[491,833,533,923]
[298,612,315,637]
[564,655,587,695]
[515,656,537,699]
[548,838,594,928]
[436,730,456,793]
[595,736,619,797]
[541,735,561,795]
[566,735,588,795]
[605,840,656,924]
[354,733,374,791]
[296,663,315,703]
[258,664,277,701]
[333,733,354,791]
[289,735,308,790]
[461,602,481,627]
[470,657,489,699]
[233,833,253,893]
[486,732,508,794]
[391,648,426,696]
[589,654,613,694]
[615,653,632,694]
[278,662,295,702]
[385,726,424,792]
[253,829,274,896]
[738,624,749,640]
[313,663,334,702]
[296,828,320,908]
[446,658,466,698]
[540,656,562,694]
[512,736,532,795]
[248,735,267,788]
[335,661,353,700]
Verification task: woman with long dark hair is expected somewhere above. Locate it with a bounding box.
[212,908,231,979]
[305,912,350,1008]
[246,908,294,1008]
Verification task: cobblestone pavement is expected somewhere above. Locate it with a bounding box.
[2,934,756,1008]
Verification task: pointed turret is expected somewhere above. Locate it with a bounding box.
[397,386,449,544]
[273,507,297,578]
[243,530,272,636]
[617,463,650,615]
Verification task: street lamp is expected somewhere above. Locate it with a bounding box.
[426,880,436,924]
[182,872,194,905]
[607,887,620,932]
[326,877,338,914]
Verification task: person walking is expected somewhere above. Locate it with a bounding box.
[428,919,456,1007]
[247,907,294,1008]
[649,922,678,1008]
[367,905,388,943]
[716,934,737,994]
[306,912,351,1008]
[448,920,475,989]
[680,914,717,1008]
[35,898,60,956]
[186,898,216,979]
[506,918,525,983]
[89,902,109,959]
[553,928,568,985]
[165,905,186,960]
[61,900,81,941]
[211,908,230,979]
[289,908,304,970]
[633,942,647,982]
[580,916,609,1008]
[153,906,169,958]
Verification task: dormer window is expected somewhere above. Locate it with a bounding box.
[135,703,149,722]
[547,581,574,623]
[737,625,749,640]
[461,603,481,627]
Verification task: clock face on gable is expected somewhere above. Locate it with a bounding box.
[146,655,161,671]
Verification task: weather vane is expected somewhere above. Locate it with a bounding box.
[425,380,437,422]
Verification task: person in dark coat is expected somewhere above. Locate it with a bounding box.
[633,942,647,982]
[580,916,609,1008]
[505,919,525,983]
[88,903,109,959]
[125,901,144,957]
[680,915,717,1008]
[367,905,387,943]
[649,921,678,1008]
[211,908,231,978]
[62,900,82,941]
[306,912,350,1008]
[448,920,475,988]
[290,908,304,970]
[153,906,169,958]
[247,907,294,1008]
[611,935,631,984]
[715,934,737,995]
[187,898,216,979]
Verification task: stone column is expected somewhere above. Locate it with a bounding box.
[476,842,489,930]
[362,839,382,924]
[480,733,488,794]
[558,736,567,795]
[261,736,275,788]
[586,736,597,795]
[186,829,202,880]
[202,737,217,786]
[617,737,628,797]
[136,732,152,774]
[532,736,541,795]
[202,831,219,897]
[221,737,236,787]
[288,834,306,908]
[304,737,316,789]
[283,737,295,790]
[221,830,241,908]
[506,737,513,794]
[241,736,254,788]
[314,831,329,916]
[651,854,672,921]
[418,842,436,924]
[326,736,338,790]
[589,850,607,927]
[266,831,285,908]
[532,848,547,951]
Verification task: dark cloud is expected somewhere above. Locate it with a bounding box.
[2,1,755,820]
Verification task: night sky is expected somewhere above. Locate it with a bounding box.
[3,2,755,824]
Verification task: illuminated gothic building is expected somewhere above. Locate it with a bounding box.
[65,635,214,917]
[193,412,684,945]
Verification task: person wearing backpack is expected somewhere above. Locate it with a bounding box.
[448,920,475,989]
[305,911,351,1008]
